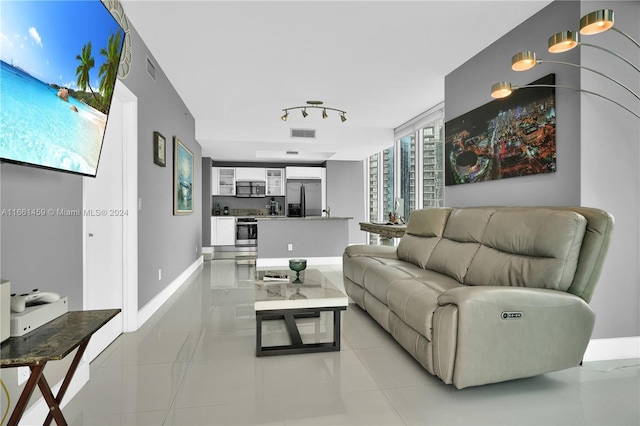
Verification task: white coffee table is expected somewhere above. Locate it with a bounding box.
[254,269,348,357]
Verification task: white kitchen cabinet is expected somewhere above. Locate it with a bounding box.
[235,167,266,181]
[211,217,236,246]
[265,168,285,196]
[285,166,324,180]
[212,167,236,195]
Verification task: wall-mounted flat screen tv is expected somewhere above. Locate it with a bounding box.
[444,74,556,186]
[0,0,125,177]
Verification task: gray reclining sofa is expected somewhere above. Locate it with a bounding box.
[343,206,614,389]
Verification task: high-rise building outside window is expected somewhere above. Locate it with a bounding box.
[399,134,416,221]
[422,118,444,208]
[382,147,394,221]
[368,154,380,244]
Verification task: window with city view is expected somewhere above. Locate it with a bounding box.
[399,134,416,221]
[365,105,445,245]
[368,153,380,244]
[382,147,394,222]
[423,119,444,208]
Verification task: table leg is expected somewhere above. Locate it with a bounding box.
[35,372,67,426]
[333,309,342,351]
[256,313,263,357]
[283,313,303,346]
[7,363,46,426]
[43,338,89,426]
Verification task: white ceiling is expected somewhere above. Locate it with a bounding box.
[120,0,553,163]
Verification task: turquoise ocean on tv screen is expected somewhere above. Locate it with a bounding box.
[0,60,105,176]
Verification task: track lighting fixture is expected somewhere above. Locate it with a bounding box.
[281,100,347,122]
[492,8,639,120]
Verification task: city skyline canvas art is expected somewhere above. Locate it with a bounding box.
[444,74,556,186]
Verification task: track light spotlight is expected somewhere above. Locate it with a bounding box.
[280,100,347,122]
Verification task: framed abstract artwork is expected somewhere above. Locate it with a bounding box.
[173,136,193,215]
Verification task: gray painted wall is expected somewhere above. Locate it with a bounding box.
[326,160,366,245]
[579,1,639,339]
[444,0,639,339]
[445,0,581,208]
[123,25,202,309]
[0,165,83,309]
[202,157,212,246]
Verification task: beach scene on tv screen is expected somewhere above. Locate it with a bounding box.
[0,0,124,176]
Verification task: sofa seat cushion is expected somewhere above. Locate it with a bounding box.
[362,261,430,304]
[343,255,386,288]
[387,273,463,340]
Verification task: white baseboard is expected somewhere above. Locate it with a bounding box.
[257,256,342,268]
[583,336,640,361]
[137,256,204,329]
[21,359,90,425]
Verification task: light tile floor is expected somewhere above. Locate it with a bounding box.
[63,258,640,425]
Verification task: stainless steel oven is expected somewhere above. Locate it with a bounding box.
[236,217,257,246]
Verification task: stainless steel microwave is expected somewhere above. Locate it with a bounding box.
[236,181,266,197]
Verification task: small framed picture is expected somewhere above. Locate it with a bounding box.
[153,131,166,167]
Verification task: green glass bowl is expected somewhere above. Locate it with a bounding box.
[289,259,307,283]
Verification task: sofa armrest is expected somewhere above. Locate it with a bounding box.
[344,244,398,259]
[434,286,595,389]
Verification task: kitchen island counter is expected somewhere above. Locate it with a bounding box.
[256,216,352,220]
[257,216,351,266]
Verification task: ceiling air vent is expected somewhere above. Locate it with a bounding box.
[290,128,316,139]
[286,151,299,155]
[146,56,156,81]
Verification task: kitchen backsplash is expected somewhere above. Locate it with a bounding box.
[212,195,285,216]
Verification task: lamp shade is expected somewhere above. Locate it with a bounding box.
[491,82,513,99]
[580,9,614,35]
[548,31,579,53]
[512,51,537,71]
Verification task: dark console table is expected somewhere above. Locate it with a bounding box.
[0,309,120,426]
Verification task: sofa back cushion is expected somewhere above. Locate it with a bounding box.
[546,207,614,302]
[464,209,587,290]
[397,208,452,268]
[426,208,494,282]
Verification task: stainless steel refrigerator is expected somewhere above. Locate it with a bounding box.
[286,179,322,217]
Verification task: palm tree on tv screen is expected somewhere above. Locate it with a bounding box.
[75,41,105,110]
[98,31,123,112]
